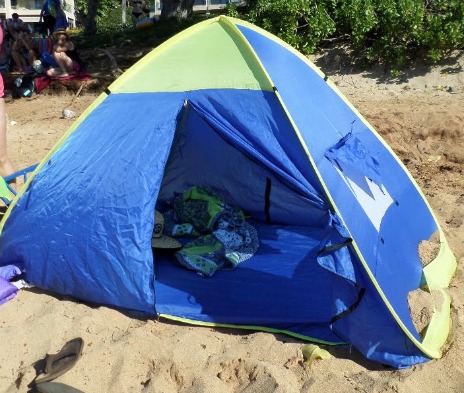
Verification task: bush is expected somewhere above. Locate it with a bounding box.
[75,6,204,50]
[228,0,337,53]
[229,0,464,65]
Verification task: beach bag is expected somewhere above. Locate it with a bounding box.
[12,75,35,98]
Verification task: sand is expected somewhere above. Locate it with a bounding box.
[0,50,463,392]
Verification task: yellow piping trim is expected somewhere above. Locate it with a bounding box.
[217,16,275,87]
[159,314,345,346]
[0,93,107,233]
[229,17,327,79]
[423,235,456,290]
[421,289,451,349]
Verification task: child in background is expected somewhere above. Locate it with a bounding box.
[46,28,82,78]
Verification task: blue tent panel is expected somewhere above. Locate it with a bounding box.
[239,23,441,342]
[161,89,327,226]
[237,24,362,162]
[155,220,356,344]
[0,93,186,313]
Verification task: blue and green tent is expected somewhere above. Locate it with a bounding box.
[0,16,456,368]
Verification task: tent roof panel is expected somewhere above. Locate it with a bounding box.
[110,19,273,93]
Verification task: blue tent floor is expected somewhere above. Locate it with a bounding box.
[154,221,343,343]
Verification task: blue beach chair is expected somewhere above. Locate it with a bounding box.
[0,164,38,206]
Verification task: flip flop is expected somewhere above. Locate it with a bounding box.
[32,338,84,386]
[36,382,85,393]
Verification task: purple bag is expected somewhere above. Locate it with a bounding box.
[0,265,21,305]
[0,277,17,305]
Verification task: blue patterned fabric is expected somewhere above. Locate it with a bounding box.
[162,186,259,277]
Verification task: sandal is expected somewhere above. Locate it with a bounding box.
[31,338,84,386]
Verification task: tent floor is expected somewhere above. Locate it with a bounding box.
[154,221,342,342]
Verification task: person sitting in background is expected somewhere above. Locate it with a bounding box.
[5,14,35,73]
[46,28,82,78]
[130,0,148,28]
[10,30,38,73]
[6,13,28,42]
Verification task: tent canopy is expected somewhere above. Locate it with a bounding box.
[0,16,456,368]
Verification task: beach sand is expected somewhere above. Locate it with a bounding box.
[0,52,463,392]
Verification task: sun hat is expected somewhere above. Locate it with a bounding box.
[53,28,69,38]
[152,211,182,249]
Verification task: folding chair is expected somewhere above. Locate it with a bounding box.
[0,163,39,205]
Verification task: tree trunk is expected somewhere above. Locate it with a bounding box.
[84,0,100,35]
[122,0,127,24]
[160,0,195,20]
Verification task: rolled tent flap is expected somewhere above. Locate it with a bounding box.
[325,132,382,190]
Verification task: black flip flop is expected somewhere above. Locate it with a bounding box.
[35,381,85,393]
[31,338,84,386]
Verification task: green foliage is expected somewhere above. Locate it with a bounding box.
[95,5,129,34]
[389,68,403,79]
[230,0,464,65]
[74,6,204,50]
[74,0,463,65]
[227,0,336,53]
[421,0,464,61]
[334,0,461,64]
[75,0,120,22]
[333,0,377,46]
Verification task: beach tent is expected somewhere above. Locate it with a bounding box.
[0,16,456,368]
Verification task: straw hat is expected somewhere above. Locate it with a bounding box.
[53,28,69,38]
[152,211,182,249]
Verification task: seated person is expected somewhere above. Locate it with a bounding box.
[6,13,27,42]
[130,0,148,28]
[10,30,38,73]
[46,28,82,78]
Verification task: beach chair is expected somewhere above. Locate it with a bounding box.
[0,163,38,205]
